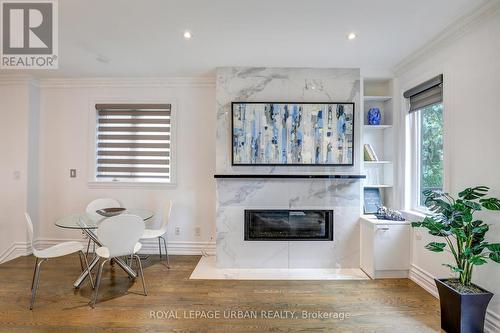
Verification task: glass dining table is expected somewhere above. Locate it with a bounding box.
[55,209,154,288]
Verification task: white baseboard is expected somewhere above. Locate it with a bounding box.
[484,310,500,333]
[409,264,439,298]
[1,238,215,265]
[409,264,500,333]
[34,238,216,256]
[0,242,31,264]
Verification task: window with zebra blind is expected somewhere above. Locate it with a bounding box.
[95,103,172,183]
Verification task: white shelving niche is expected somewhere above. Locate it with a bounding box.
[362,78,395,210]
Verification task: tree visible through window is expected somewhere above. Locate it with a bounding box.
[419,103,443,205]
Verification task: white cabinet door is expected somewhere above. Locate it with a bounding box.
[373,224,410,271]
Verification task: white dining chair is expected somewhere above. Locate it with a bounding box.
[141,200,172,267]
[25,213,94,310]
[85,198,122,255]
[91,214,147,308]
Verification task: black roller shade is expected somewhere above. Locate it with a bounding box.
[404,74,443,112]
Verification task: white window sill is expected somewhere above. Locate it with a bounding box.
[401,209,429,222]
[87,181,177,190]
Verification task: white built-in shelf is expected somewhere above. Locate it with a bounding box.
[364,161,392,164]
[364,184,394,188]
[363,78,395,209]
[363,124,393,130]
[364,96,392,102]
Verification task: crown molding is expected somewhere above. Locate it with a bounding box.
[38,76,216,88]
[0,74,39,86]
[0,75,215,88]
[393,0,500,75]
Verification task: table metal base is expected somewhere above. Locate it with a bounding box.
[73,228,137,288]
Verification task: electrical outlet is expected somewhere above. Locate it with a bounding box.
[13,171,20,180]
[415,230,422,240]
[175,226,180,236]
[195,226,201,237]
[70,169,77,178]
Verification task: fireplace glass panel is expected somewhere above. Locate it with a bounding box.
[244,210,333,241]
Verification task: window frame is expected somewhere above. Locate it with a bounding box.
[87,99,177,189]
[400,71,451,216]
[409,104,445,213]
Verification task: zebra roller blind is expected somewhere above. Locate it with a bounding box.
[95,104,171,182]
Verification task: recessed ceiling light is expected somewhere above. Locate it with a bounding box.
[183,31,192,40]
[347,32,357,40]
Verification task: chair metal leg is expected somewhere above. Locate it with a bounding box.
[78,251,84,272]
[134,255,147,296]
[79,250,94,289]
[91,259,108,308]
[127,254,134,279]
[29,258,46,310]
[158,237,162,259]
[85,238,92,258]
[31,257,39,290]
[160,236,170,268]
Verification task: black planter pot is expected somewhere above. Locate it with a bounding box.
[435,278,493,333]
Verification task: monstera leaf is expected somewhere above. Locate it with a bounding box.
[479,198,500,210]
[442,264,463,273]
[412,186,500,286]
[487,244,500,263]
[425,242,446,252]
[458,186,489,200]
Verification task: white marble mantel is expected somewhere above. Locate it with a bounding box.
[216,178,361,268]
[215,67,362,269]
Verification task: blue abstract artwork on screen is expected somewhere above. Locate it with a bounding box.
[232,102,354,165]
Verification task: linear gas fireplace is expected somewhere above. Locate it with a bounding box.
[244,209,334,241]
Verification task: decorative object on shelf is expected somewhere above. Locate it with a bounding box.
[363,144,378,161]
[96,208,126,217]
[375,206,405,221]
[412,186,500,333]
[363,188,381,214]
[231,102,354,166]
[367,107,381,125]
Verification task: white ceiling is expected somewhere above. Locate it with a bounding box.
[3,0,487,77]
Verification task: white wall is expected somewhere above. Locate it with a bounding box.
[0,80,32,261]
[36,80,216,250]
[397,9,500,321]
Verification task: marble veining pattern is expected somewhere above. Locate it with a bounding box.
[215,67,362,269]
[216,179,361,268]
[216,67,361,174]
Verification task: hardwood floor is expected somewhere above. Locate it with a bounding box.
[0,254,441,333]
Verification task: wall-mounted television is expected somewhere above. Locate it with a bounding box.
[231,102,354,166]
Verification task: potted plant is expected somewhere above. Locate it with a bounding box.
[412,186,500,333]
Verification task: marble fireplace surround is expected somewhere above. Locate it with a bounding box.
[215,67,362,269]
[216,178,362,268]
